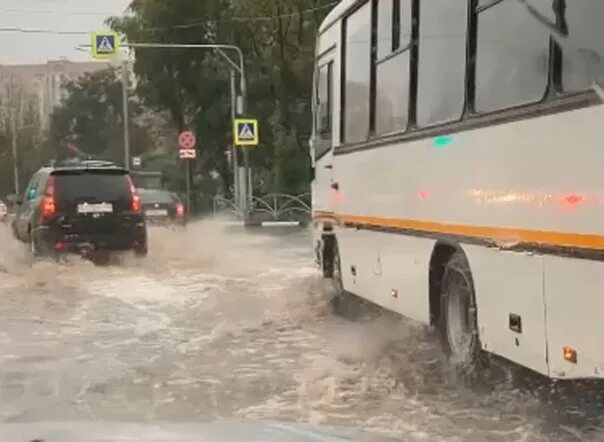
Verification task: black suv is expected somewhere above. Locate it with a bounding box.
[11,159,148,258]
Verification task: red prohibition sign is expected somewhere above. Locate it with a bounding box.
[178,131,196,149]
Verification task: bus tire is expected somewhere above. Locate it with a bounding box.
[438,250,484,374]
[327,239,362,319]
[322,234,335,278]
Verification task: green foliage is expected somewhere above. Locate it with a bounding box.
[0,92,51,197]
[109,0,334,196]
[269,105,309,195]
[48,68,153,163]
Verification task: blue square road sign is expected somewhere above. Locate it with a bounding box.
[233,118,259,146]
[91,31,120,59]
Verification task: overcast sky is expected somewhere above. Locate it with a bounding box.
[0,0,130,65]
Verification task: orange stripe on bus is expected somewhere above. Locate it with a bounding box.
[311,211,604,251]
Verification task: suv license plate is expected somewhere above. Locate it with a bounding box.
[77,203,113,214]
[146,209,168,217]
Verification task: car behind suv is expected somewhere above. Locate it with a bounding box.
[138,188,187,227]
[10,159,148,258]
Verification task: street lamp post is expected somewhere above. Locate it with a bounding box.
[10,111,19,196]
[121,60,131,170]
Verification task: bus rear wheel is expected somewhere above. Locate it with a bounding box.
[438,250,483,374]
[325,239,361,319]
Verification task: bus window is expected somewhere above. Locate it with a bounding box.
[316,62,333,140]
[375,0,411,135]
[475,0,550,112]
[343,1,372,143]
[417,1,467,127]
[561,0,604,92]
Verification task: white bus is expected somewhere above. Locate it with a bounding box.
[310,0,604,379]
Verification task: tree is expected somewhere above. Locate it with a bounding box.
[0,83,48,197]
[48,68,154,163]
[109,0,334,196]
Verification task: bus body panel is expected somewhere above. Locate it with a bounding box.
[338,227,434,324]
[331,104,604,235]
[545,257,604,379]
[464,245,548,376]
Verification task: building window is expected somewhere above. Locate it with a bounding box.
[316,62,333,140]
[375,0,411,135]
[475,0,550,112]
[417,1,467,127]
[561,0,604,92]
[343,2,372,144]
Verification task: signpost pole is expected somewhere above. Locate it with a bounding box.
[230,69,239,207]
[233,118,258,225]
[178,130,197,215]
[242,146,250,220]
[185,160,191,214]
[238,70,251,223]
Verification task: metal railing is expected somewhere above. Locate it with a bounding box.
[213,193,311,224]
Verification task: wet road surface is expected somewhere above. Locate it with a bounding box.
[1,220,604,441]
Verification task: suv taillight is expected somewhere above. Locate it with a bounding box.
[40,176,56,219]
[125,175,141,212]
[175,202,184,217]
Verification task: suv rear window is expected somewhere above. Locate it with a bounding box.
[139,190,175,204]
[53,171,131,202]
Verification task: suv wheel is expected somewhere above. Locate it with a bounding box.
[30,230,44,258]
[30,234,39,257]
[134,243,148,258]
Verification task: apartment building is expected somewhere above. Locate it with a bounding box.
[0,59,111,130]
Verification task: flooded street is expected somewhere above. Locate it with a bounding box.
[1,221,604,441]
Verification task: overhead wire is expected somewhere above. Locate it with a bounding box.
[0,6,118,16]
[0,2,337,35]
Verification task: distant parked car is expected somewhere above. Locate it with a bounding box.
[138,188,187,227]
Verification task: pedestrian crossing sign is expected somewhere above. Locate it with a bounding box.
[233,118,259,146]
[91,31,120,59]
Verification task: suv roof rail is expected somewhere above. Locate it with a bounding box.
[50,158,120,169]
[80,159,119,167]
